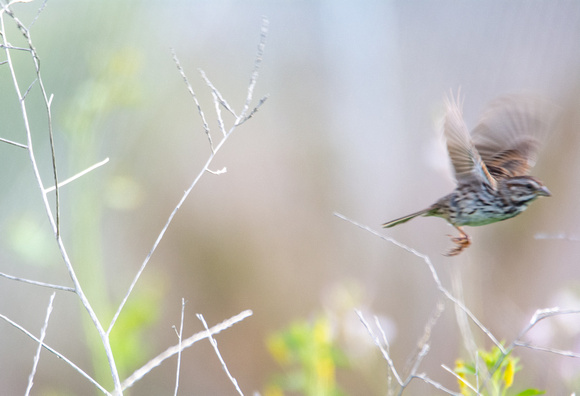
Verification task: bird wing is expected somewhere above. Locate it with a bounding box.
[443,92,496,188]
[471,94,553,179]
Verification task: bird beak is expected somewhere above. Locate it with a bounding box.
[538,186,551,197]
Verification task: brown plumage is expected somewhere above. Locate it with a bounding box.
[383,92,553,256]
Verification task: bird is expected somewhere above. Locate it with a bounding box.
[382,92,553,256]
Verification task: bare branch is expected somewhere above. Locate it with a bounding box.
[0,271,75,292]
[173,298,186,396]
[513,342,580,358]
[172,49,214,152]
[197,313,244,396]
[236,94,269,126]
[334,212,504,352]
[0,312,108,394]
[413,373,462,395]
[0,136,28,148]
[356,310,403,386]
[441,364,478,394]
[206,166,227,175]
[110,23,268,335]
[199,68,238,118]
[25,292,55,396]
[211,90,227,137]
[122,310,252,390]
[1,7,121,392]
[239,17,268,121]
[45,158,110,193]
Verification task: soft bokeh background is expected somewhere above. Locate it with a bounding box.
[1,1,580,394]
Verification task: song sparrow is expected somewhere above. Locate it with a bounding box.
[383,93,552,256]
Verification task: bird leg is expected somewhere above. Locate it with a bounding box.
[445,226,471,257]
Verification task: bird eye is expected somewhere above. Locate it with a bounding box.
[525,183,534,189]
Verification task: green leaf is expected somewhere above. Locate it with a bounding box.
[513,389,546,396]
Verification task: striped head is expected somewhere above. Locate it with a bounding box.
[502,176,551,206]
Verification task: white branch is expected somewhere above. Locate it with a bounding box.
[45,158,110,193]
[0,311,108,394]
[122,309,252,390]
[197,313,244,396]
[173,298,186,396]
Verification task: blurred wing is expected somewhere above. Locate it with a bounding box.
[471,94,554,179]
[443,93,496,187]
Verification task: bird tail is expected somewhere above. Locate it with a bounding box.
[382,209,430,228]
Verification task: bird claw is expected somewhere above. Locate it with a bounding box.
[444,232,471,257]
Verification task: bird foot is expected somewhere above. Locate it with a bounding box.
[444,232,471,257]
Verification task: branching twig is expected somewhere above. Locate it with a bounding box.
[335,212,504,352]
[0,311,108,394]
[122,309,252,390]
[1,8,122,393]
[356,310,403,385]
[339,212,580,394]
[109,20,269,336]
[25,292,55,396]
[199,69,238,119]
[2,2,61,236]
[171,49,214,152]
[197,313,244,396]
[2,6,267,393]
[44,157,110,193]
[357,309,455,395]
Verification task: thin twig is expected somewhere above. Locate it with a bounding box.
[356,310,403,385]
[122,310,252,390]
[0,312,108,394]
[109,23,268,336]
[239,17,268,122]
[171,49,214,153]
[21,77,38,100]
[478,308,580,393]
[4,2,61,236]
[340,212,580,393]
[199,69,237,118]
[1,8,121,393]
[211,90,227,137]
[197,313,244,396]
[0,136,27,148]
[414,373,462,395]
[239,94,268,124]
[335,212,504,352]
[375,316,394,395]
[173,298,186,396]
[44,157,110,193]
[28,0,48,29]
[401,344,430,390]
[514,342,580,358]
[25,292,55,396]
[0,44,30,51]
[0,271,75,292]
[441,364,479,394]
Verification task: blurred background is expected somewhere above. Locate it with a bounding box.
[1,0,580,394]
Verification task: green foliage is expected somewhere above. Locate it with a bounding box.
[109,283,164,379]
[265,316,348,396]
[454,344,545,396]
